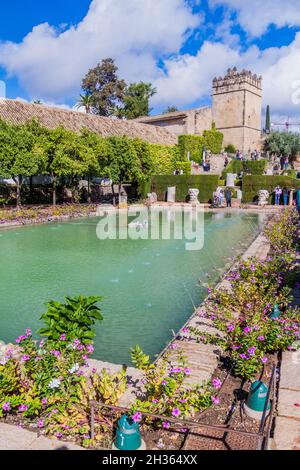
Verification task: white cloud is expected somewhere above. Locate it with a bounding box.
[0,0,201,101]
[210,0,300,37]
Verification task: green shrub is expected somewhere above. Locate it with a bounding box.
[151,175,219,203]
[148,143,179,175]
[39,295,103,344]
[242,175,300,203]
[175,161,191,175]
[178,135,204,163]
[203,128,224,154]
[222,160,267,179]
[224,144,236,154]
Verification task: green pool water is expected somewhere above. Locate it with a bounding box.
[0,211,265,364]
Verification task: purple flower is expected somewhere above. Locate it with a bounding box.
[227,324,235,332]
[169,343,177,350]
[212,378,222,389]
[232,344,240,350]
[56,433,63,439]
[248,346,257,356]
[161,380,167,386]
[172,408,181,418]
[86,344,94,354]
[92,368,97,374]
[2,402,10,412]
[41,398,48,406]
[16,335,26,344]
[21,355,30,363]
[73,339,81,347]
[258,336,265,341]
[240,353,249,360]
[60,334,66,341]
[243,327,252,334]
[50,350,61,358]
[18,404,28,413]
[182,328,189,334]
[38,420,44,429]
[212,396,220,405]
[184,368,191,375]
[162,421,170,429]
[132,412,142,423]
[26,329,32,337]
[261,357,268,364]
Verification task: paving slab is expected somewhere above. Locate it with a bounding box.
[279,352,300,391]
[277,389,300,419]
[273,417,300,450]
[0,423,83,450]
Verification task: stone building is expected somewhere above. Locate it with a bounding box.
[136,68,263,153]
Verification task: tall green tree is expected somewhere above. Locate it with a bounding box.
[265,105,271,133]
[38,126,94,206]
[119,82,157,119]
[264,131,300,159]
[81,58,126,116]
[0,121,42,206]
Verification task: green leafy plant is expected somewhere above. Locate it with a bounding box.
[39,295,103,343]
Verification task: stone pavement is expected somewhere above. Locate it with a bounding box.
[271,253,300,450]
[0,423,83,450]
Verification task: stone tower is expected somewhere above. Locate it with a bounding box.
[212,68,262,153]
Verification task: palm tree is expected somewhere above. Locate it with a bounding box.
[76,94,93,114]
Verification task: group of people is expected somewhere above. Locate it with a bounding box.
[213,187,232,208]
[234,149,261,161]
[274,186,290,205]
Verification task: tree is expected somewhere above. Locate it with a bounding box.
[265,105,271,133]
[38,126,94,205]
[264,131,300,159]
[163,106,178,114]
[118,82,157,119]
[75,94,93,114]
[0,121,42,206]
[81,58,126,116]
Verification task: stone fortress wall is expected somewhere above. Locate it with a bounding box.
[136,67,263,153]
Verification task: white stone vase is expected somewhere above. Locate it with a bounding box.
[188,188,200,204]
[258,190,269,206]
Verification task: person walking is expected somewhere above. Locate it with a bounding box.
[225,187,232,208]
[283,187,289,206]
[274,186,282,205]
[283,156,289,171]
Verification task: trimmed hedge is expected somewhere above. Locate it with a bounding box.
[151,175,219,203]
[242,175,300,203]
[175,161,191,175]
[148,143,179,175]
[203,128,224,154]
[222,160,267,179]
[178,135,204,163]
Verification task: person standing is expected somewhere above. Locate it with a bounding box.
[284,156,289,171]
[225,187,232,208]
[218,189,224,207]
[274,186,282,205]
[296,187,300,212]
[283,187,289,206]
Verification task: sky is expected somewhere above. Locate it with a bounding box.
[1,0,300,128]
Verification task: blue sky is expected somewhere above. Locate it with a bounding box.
[0,0,300,124]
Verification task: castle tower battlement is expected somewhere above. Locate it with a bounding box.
[212,67,262,153]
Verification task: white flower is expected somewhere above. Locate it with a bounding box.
[48,378,61,390]
[68,363,80,374]
[0,356,8,365]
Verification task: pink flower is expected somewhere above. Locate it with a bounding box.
[212,378,222,389]
[50,350,61,358]
[2,402,10,412]
[41,398,48,406]
[162,421,170,429]
[86,344,94,354]
[132,412,142,423]
[73,339,81,347]
[172,408,181,418]
[227,324,235,332]
[261,357,268,364]
[26,329,32,337]
[60,334,66,341]
[258,336,265,341]
[21,355,30,363]
[182,328,189,334]
[38,420,44,429]
[169,343,177,350]
[16,336,26,344]
[184,368,191,375]
[212,396,220,405]
[243,327,252,334]
[248,346,257,356]
[18,404,28,413]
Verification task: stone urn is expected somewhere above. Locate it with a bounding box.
[188,188,200,204]
[146,192,158,204]
[258,190,269,206]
